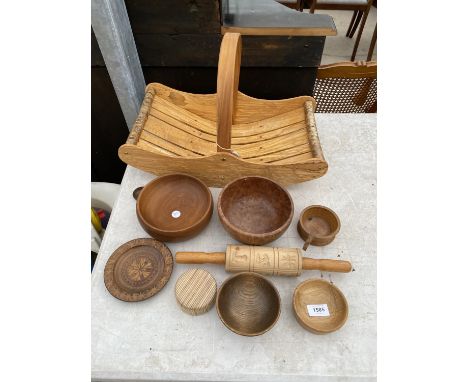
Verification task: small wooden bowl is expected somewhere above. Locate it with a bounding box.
[217,176,293,245]
[293,279,348,334]
[136,174,213,242]
[297,205,340,249]
[216,272,281,336]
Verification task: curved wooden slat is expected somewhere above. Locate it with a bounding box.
[151,83,315,124]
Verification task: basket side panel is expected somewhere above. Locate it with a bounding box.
[119,146,327,188]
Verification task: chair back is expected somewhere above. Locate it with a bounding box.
[313,61,376,113]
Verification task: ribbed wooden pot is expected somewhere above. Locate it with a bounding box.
[175,269,217,315]
[216,272,281,336]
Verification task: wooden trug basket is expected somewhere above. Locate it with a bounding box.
[119,33,328,187]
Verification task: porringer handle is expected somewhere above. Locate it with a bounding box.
[302,233,315,251]
[132,187,143,200]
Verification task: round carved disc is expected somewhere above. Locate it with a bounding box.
[175,269,217,315]
[104,238,173,302]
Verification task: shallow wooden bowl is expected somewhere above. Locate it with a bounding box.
[216,272,281,336]
[136,174,213,242]
[217,176,293,245]
[293,279,348,334]
[104,238,173,302]
[297,205,340,248]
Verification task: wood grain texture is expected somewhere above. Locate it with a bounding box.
[293,278,348,334]
[136,174,213,241]
[308,0,372,12]
[216,33,242,152]
[175,245,352,275]
[301,258,351,273]
[216,272,281,336]
[316,61,376,79]
[119,146,327,187]
[297,205,340,249]
[304,101,324,161]
[176,252,226,265]
[175,269,217,315]
[138,67,320,99]
[103,238,173,302]
[119,33,328,187]
[225,245,302,276]
[217,176,293,245]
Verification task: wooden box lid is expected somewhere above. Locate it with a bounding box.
[175,269,217,315]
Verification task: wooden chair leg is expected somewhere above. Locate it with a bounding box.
[367,24,377,61]
[309,0,317,13]
[346,11,359,37]
[351,6,370,61]
[296,0,305,12]
[348,11,363,38]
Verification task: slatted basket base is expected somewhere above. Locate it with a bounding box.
[119,33,328,187]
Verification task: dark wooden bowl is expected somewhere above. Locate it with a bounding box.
[217,176,293,245]
[293,278,348,334]
[297,205,340,249]
[136,174,213,242]
[216,272,281,336]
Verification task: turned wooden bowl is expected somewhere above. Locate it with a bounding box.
[293,279,348,334]
[135,174,213,242]
[297,205,340,250]
[217,176,293,245]
[216,272,281,336]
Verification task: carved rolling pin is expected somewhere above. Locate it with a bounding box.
[176,245,352,276]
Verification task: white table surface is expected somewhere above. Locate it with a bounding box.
[91,114,377,382]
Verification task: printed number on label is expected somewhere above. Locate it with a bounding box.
[307,304,330,317]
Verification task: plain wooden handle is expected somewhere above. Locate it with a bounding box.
[302,258,352,273]
[216,33,242,152]
[176,252,226,265]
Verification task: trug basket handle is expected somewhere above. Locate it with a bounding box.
[216,33,242,153]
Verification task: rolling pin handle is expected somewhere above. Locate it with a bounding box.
[176,252,226,265]
[302,258,352,273]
